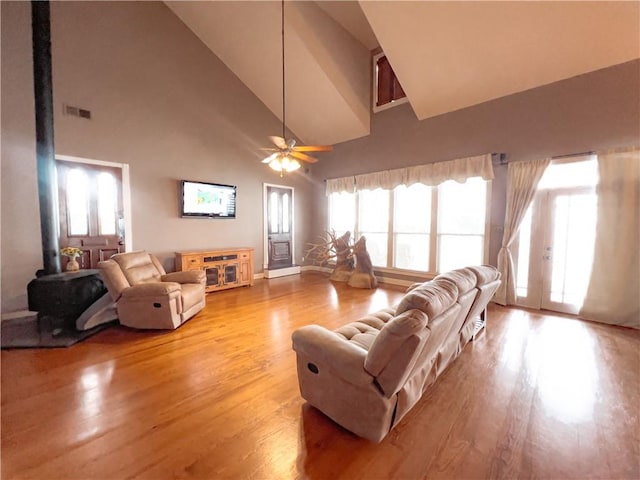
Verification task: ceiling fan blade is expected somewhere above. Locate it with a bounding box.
[259,147,279,152]
[269,136,288,149]
[290,151,318,164]
[261,152,280,164]
[292,145,333,152]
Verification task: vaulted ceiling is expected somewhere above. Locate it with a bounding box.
[166,1,640,147]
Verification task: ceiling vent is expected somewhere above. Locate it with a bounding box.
[63,103,91,120]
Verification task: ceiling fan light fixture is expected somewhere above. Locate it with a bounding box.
[268,154,300,175]
[260,0,331,175]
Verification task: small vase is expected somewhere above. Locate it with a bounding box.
[66,258,80,272]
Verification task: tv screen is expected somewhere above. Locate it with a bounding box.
[181,180,237,219]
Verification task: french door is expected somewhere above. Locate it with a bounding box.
[515,187,597,314]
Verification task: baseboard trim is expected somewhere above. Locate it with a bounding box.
[263,266,302,279]
[300,266,414,288]
[301,265,332,274]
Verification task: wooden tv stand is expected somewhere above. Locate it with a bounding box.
[175,247,254,293]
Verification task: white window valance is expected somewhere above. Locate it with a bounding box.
[325,176,355,195]
[325,153,494,195]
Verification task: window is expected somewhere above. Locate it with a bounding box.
[373,52,408,113]
[358,189,389,267]
[393,184,431,271]
[66,169,89,235]
[437,178,487,272]
[328,177,490,273]
[97,172,117,236]
[328,192,355,237]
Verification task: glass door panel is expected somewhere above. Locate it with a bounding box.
[541,190,597,314]
[515,187,596,314]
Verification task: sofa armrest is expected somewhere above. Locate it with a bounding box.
[292,325,373,387]
[162,270,206,285]
[121,282,181,298]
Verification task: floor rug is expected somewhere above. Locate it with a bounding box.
[1,313,116,349]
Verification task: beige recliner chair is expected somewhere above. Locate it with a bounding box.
[98,251,206,330]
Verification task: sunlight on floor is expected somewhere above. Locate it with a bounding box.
[527,318,598,424]
[76,362,114,441]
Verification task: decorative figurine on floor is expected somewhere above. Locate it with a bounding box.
[348,236,378,289]
[305,230,354,281]
[305,231,377,288]
[329,231,355,282]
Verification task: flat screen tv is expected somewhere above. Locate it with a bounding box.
[180,180,237,219]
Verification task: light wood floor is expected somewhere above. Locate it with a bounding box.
[2,272,639,479]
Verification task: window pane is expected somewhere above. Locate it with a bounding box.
[328,192,355,236]
[98,172,117,235]
[359,189,389,232]
[438,178,486,234]
[549,193,596,307]
[538,157,598,189]
[394,184,431,233]
[393,184,431,270]
[394,233,429,271]
[269,192,279,233]
[438,235,483,272]
[359,233,387,267]
[66,169,89,235]
[282,193,290,233]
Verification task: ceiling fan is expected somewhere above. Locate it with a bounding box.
[261,0,333,176]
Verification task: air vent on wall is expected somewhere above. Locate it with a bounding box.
[63,103,91,120]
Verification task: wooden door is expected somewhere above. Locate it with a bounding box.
[57,160,124,269]
[266,186,293,270]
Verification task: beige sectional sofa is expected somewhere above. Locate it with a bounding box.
[292,265,501,442]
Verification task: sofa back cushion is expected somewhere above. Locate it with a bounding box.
[435,267,479,338]
[396,278,458,318]
[434,268,477,294]
[364,309,430,397]
[98,259,131,301]
[111,251,165,286]
[468,265,500,285]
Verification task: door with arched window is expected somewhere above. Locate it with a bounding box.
[266,185,293,270]
[57,160,124,269]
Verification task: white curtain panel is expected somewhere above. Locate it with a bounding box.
[580,147,640,328]
[325,176,355,195]
[494,157,550,306]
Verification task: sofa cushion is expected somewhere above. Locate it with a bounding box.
[98,259,130,301]
[468,265,500,285]
[112,251,163,285]
[396,278,458,318]
[435,268,477,294]
[334,307,395,351]
[364,309,429,377]
[181,283,204,312]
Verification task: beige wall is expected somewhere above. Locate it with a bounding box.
[1,1,320,312]
[312,59,640,268]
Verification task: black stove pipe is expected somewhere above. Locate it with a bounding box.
[31,0,61,275]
